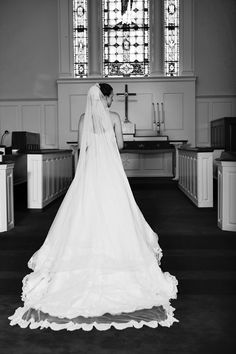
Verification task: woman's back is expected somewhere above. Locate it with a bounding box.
[9,83,178,331]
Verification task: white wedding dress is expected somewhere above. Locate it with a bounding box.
[9,85,178,331]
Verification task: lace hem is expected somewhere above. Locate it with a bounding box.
[9,271,178,331]
[9,303,178,331]
[9,231,178,331]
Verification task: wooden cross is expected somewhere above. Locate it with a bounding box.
[117,84,136,122]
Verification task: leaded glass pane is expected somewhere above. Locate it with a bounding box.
[73,0,88,77]
[102,0,150,77]
[164,0,179,76]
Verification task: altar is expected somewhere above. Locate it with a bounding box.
[67,137,187,178]
[120,146,174,177]
[60,79,194,177]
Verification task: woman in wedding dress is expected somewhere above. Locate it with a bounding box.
[9,83,178,331]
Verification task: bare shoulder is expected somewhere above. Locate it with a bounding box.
[79,113,85,122]
[110,111,121,126]
[78,113,85,127]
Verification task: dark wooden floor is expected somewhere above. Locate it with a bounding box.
[1,178,236,354]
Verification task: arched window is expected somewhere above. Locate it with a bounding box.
[164,0,179,76]
[60,0,193,78]
[73,0,88,77]
[72,0,180,77]
[102,0,150,77]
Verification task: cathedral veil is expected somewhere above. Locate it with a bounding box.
[9,84,178,331]
[76,83,114,181]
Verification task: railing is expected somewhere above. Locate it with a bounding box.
[178,148,213,207]
[27,151,73,209]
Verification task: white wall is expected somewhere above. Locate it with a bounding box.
[195,0,236,96]
[0,0,236,149]
[2,0,235,99]
[194,0,236,146]
[0,0,58,99]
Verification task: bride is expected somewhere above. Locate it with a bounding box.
[9,83,178,331]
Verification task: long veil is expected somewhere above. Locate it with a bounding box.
[9,84,178,331]
[76,83,114,180]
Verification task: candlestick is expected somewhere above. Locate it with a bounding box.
[157,103,160,134]
[152,103,157,132]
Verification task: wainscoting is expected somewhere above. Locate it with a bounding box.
[0,100,58,149]
[1,94,236,155]
[196,95,236,147]
[57,77,196,149]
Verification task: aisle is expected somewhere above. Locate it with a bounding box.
[0,179,236,354]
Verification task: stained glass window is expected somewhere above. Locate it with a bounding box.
[164,0,179,76]
[102,0,150,77]
[73,0,88,77]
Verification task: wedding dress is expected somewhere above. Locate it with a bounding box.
[9,84,178,331]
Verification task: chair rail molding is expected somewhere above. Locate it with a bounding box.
[196,94,236,147]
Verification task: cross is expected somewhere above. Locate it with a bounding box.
[117,84,136,122]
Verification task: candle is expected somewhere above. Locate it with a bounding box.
[157,103,160,134]
[152,103,157,131]
[152,103,156,123]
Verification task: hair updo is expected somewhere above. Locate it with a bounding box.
[99,83,113,97]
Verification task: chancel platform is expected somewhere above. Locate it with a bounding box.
[67,136,187,178]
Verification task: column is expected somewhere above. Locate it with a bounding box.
[58,0,74,78]
[179,0,194,76]
[150,0,164,76]
[88,0,103,77]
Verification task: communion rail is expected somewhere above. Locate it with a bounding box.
[27,150,73,209]
[178,148,213,207]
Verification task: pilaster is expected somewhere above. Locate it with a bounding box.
[150,0,164,76]
[58,0,74,78]
[179,0,195,76]
[87,0,103,77]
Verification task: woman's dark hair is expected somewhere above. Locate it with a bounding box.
[99,83,113,97]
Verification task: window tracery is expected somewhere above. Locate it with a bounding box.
[72,0,180,77]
